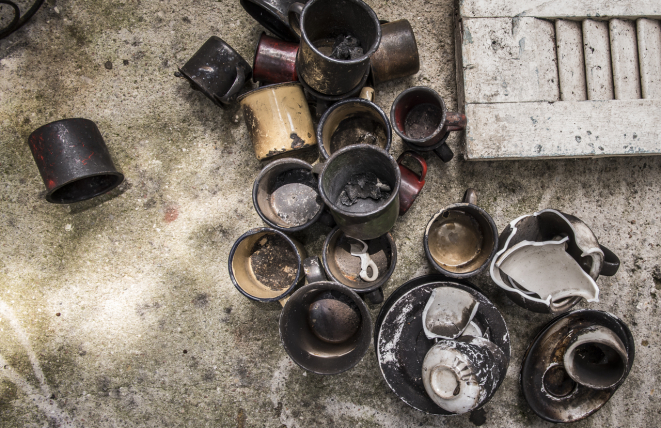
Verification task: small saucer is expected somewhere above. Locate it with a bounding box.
[520,309,635,423]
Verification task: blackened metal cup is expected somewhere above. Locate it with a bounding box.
[252,158,324,232]
[279,256,373,374]
[318,145,400,241]
[424,189,498,278]
[178,36,252,106]
[228,228,307,305]
[288,0,381,96]
[28,118,124,204]
[322,226,397,305]
[391,87,466,162]
[397,151,427,215]
[316,87,391,160]
[240,0,303,42]
[252,32,299,84]
[239,82,317,160]
[370,19,420,85]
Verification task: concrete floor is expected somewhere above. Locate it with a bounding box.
[0,0,660,426]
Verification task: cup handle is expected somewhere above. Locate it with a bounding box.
[463,188,478,205]
[363,287,384,305]
[445,112,467,132]
[359,87,375,102]
[599,245,620,277]
[303,256,327,284]
[397,151,427,183]
[217,65,246,105]
[433,142,454,163]
[311,162,324,176]
[288,2,305,38]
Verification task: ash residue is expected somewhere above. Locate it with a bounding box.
[338,172,391,206]
[405,103,444,139]
[330,34,364,60]
[249,234,298,290]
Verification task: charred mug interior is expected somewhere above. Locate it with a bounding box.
[563,326,629,390]
[304,0,379,60]
[320,101,390,158]
[321,147,398,214]
[255,162,323,229]
[393,88,447,143]
[427,206,495,274]
[230,230,301,300]
[48,173,124,204]
[324,228,394,290]
[280,282,371,374]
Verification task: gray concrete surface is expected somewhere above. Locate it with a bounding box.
[0,0,659,426]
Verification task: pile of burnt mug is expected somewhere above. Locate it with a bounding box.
[24,0,635,423]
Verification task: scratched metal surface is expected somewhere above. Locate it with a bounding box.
[0,0,659,426]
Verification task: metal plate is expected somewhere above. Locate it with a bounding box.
[520,309,635,423]
[374,274,510,414]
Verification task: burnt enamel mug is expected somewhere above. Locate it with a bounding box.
[252,158,324,232]
[178,36,252,106]
[240,0,305,42]
[318,145,400,241]
[228,228,307,305]
[279,256,373,374]
[28,118,124,204]
[288,0,381,96]
[370,19,420,85]
[321,226,397,305]
[252,32,299,84]
[521,310,635,423]
[424,189,498,279]
[490,209,621,314]
[397,151,427,215]
[391,87,467,163]
[239,82,317,160]
[375,275,510,415]
[316,87,391,160]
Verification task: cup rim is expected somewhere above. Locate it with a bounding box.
[316,97,392,160]
[227,227,303,302]
[237,81,303,103]
[278,280,373,375]
[299,0,382,65]
[390,86,449,145]
[251,158,325,232]
[318,145,401,218]
[423,202,499,279]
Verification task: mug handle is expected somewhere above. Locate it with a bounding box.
[364,287,384,305]
[433,142,454,163]
[288,2,305,38]
[445,112,467,132]
[463,188,478,205]
[397,151,427,183]
[359,87,375,102]
[303,256,327,284]
[599,245,620,277]
[217,65,247,105]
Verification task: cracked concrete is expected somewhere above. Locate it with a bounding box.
[1,0,660,426]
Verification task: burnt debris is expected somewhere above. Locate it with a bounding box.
[330,34,364,60]
[338,172,391,206]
